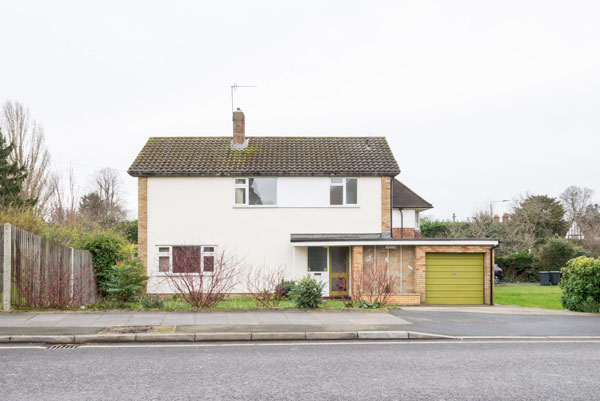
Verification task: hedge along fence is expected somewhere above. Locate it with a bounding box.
[1,224,99,310]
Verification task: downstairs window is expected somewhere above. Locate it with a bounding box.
[157,246,216,274]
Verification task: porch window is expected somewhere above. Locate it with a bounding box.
[234,177,277,206]
[157,245,216,274]
[308,247,328,272]
[330,178,358,206]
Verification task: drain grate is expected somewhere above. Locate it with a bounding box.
[47,344,79,350]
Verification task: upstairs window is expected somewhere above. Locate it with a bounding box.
[330,178,358,206]
[234,178,277,206]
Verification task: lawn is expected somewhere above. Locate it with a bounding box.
[494,285,564,310]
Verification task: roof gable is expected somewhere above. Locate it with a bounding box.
[392,179,433,209]
[128,136,400,177]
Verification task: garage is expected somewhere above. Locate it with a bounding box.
[425,253,484,305]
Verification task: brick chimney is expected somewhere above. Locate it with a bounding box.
[232,108,246,147]
[493,214,500,224]
[502,213,509,224]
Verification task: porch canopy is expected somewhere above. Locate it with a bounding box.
[290,233,499,247]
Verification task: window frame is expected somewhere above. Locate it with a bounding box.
[329,177,359,206]
[156,245,217,275]
[233,177,278,207]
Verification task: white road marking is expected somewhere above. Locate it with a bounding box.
[1,339,600,350]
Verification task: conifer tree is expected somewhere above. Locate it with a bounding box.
[0,127,30,207]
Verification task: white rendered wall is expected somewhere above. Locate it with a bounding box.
[145,176,382,293]
[392,209,416,229]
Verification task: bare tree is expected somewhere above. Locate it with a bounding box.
[47,166,79,225]
[560,186,594,223]
[91,167,127,224]
[1,101,51,209]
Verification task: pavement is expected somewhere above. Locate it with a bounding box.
[2,340,599,400]
[0,310,411,336]
[0,305,598,341]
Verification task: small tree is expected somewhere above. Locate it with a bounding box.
[352,263,397,307]
[289,276,324,308]
[245,265,286,307]
[165,248,242,308]
[536,238,588,271]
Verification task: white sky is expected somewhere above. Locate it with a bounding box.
[1,1,599,220]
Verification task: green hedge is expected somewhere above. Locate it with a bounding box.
[496,251,536,280]
[560,257,600,313]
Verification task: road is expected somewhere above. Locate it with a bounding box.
[1,340,599,400]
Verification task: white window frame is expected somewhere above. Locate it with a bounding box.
[329,177,359,206]
[233,178,249,206]
[201,246,216,273]
[233,177,278,207]
[156,245,217,275]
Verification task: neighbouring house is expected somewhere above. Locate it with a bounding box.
[128,108,498,305]
[566,220,584,240]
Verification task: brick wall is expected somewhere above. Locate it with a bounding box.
[351,246,363,298]
[138,177,148,274]
[414,245,494,305]
[392,228,420,238]
[381,177,391,234]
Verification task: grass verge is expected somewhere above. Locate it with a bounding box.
[495,285,564,310]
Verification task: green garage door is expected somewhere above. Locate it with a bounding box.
[426,253,484,305]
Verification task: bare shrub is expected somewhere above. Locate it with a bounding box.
[245,265,286,307]
[15,253,97,309]
[352,263,397,306]
[164,248,242,308]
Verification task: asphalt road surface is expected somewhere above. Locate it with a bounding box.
[1,340,599,400]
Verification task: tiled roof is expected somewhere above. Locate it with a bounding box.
[392,179,433,209]
[128,136,400,177]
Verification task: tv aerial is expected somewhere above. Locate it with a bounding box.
[230,82,257,112]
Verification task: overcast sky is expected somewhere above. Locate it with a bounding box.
[1,1,599,220]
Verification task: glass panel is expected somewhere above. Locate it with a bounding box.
[330,248,348,273]
[159,256,170,272]
[331,277,348,292]
[158,247,170,253]
[235,187,246,204]
[249,178,277,205]
[330,185,343,205]
[203,247,214,252]
[308,247,327,272]
[235,178,246,185]
[331,177,343,184]
[203,255,215,272]
[345,178,357,204]
[172,246,201,273]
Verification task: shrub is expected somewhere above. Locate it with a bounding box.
[560,256,600,313]
[354,300,382,309]
[289,276,324,308]
[245,265,286,308]
[118,220,138,243]
[103,259,148,303]
[80,232,125,294]
[496,251,536,280]
[420,220,450,238]
[139,295,165,309]
[536,238,588,272]
[276,280,296,299]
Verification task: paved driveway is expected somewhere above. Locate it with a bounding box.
[391,307,600,336]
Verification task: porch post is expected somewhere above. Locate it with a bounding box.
[351,246,363,299]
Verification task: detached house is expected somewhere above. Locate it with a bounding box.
[128,109,498,305]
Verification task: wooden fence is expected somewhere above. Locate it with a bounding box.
[1,224,99,310]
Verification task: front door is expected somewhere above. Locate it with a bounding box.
[329,247,349,297]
